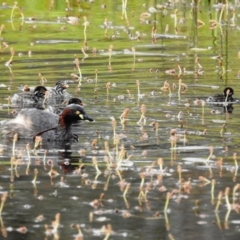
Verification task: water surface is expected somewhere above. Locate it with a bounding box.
[0,1,240,239]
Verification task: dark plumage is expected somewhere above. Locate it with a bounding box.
[52,97,83,114]
[11,81,71,108]
[68,98,83,106]
[11,85,47,106]
[1,104,93,141]
[44,80,70,104]
[32,86,48,103]
[206,87,234,103]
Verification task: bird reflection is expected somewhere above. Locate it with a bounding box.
[223,104,234,114]
[58,143,85,174]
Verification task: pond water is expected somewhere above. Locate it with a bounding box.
[1,0,240,239]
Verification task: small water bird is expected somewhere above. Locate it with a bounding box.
[32,86,48,102]
[46,80,70,102]
[11,80,71,108]
[50,97,83,114]
[1,104,93,141]
[68,98,83,105]
[11,85,48,108]
[206,87,234,103]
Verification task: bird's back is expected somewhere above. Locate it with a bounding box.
[1,109,59,139]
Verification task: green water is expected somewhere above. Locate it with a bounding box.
[0,1,240,240]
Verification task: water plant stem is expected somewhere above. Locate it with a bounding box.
[0,192,8,215]
[215,191,223,212]
[164,192,171,211]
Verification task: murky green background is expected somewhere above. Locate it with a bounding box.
[0,1,240,239]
